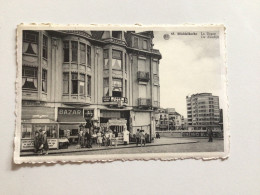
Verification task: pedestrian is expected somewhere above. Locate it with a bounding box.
[42,130,49,155]
[34,131,40,153]
[85,129,92,148]
[97,130,102,147]
[123,125,130,145]
[114,130,118,147]
[140,130,146,147]
[108,129,113,146]
[207,128,213,142]
[136,129,140,146]
[78,128,84,148]
[104,131,110,146]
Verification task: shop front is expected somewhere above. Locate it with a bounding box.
[21,116,59,151]
[57,107,86,144]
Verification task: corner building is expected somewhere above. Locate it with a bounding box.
[186,93,220,130]
[21,30,161,144]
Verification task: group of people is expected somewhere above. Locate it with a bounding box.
[77,125,130,148]
[34,129,49,155]
[135,129,147,147]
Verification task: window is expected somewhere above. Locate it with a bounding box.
[153,86,158,101]
[87,45,91,66]
[138,59,146,72]
[42,69,47,92]
[112,31,121,39]
[71,73,78,94]
[22,124,33,138]
[42,35,48,59]
[103,49,109,69]
[125,80,127,98]
[23,31,38,55]
[71,41,78,62]
[133,37,139,48]
[112,50,122,70]
[22,67,38,90]
[153,61,158,74]
[139,84,147,98]
[80,43,86,64]
[103,78,109,96]
[87,75,91,96]
[79,74,85,95]
[143,40,148,50]
[63,41,69,62]
[63,73,69,94]
[124,53,127,72]
[112,79,122,97]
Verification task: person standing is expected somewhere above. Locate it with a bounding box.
[123,125,130,145]
[108,129,113,147]
[34,131,40,153]
[97,130,102,147]
[208,128,213,142]
[42,130,49,155]
[140,130,146,147]
[114,130,118,147]
[136,129,140,146]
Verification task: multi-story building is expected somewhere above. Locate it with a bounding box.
[21,30,161,146]
[186,93,221,130]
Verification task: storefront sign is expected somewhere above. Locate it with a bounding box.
[58,108,83,116]
[102,96,128,103]
[21,140,34,150]
[21,139,58,150]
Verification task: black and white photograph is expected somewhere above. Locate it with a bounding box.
[14,25,228,163]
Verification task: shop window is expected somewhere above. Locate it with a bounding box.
[22,124,33,138]
[133,37,139,48]
[87,75,91,96]
[112,31,122,39]
[42,69,47,92]
[23,31,38,55]
[103,49,109,69]
[112,79,122,97]
[80,43,86,64]
[42,35,48,59]
[112,50,122,70]
[63,41,69,62]
[22,66,38,90]
[79,74,85,95]
[71,73,78,94]
[103,78,109,96]
[87,45,91,67]
[143,40,148,50]
[63,73,69,94]
[71,41,78,62]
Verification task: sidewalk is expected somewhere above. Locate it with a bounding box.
[20,137,198,156]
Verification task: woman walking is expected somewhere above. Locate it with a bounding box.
[97,130,102,147]
[42,130,49,155]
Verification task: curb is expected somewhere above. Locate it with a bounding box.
[20,141,198,157]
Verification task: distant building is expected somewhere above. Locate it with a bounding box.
[186,93,221,130]
[155,108,185,130]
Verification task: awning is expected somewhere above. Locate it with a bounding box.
[57,115,86,123]
[59,124,79,130]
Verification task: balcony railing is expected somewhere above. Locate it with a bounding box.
[138,98,151,107]
[137,71,150,82]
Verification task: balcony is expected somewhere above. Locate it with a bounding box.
[102,96,128,107]
[138,98,151,108]
[137,71,150,82]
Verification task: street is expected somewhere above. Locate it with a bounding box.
[47,137,224,156]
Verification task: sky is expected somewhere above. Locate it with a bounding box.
[153,31,223,117]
